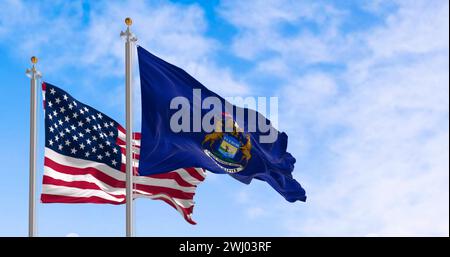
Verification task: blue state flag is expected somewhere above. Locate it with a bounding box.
[137,46,306,202]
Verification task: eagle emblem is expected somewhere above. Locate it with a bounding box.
[202,113,252,173]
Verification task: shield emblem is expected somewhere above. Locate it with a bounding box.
[217,134,240,160]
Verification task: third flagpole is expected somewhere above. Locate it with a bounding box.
[26,56,41,237]
[121,17,137,237]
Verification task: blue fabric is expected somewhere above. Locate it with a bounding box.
[137,46,306,202]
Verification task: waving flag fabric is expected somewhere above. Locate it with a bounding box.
[137,46,306,202]
[40,82,206,224]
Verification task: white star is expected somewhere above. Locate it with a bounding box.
[70,125,76,130]
[104,122,109,128]
[73,101,77,106]
[59,131,65,137]
[55,98,61,104]
[64,116,70,122]
[111,160,117,166]
[92,125,97,131]
[109,131,114,137]
[48,114,53,120]
[58,144,63,150]
[49,140,54,146]
[49,126,54,133]
[71,148,77,154]
[92,147,97,153]
[92,135,97,141]
[55,135,60,141]
[99,133,104,139]
[72,135,78,141]
[112,148,118,154]
[65,140,71,146]
[58,120,63,125]
[97,113,103,119]
[80,109,84,115]
[86,117,91,123]
[86,139,91,145]
[78,132,84,138]
[85,152,90,157]
[91,115,96,120]
[78,121,84,127]
[105,151,111,157]
[85,128,91,133]
[84,107,89,112]
[99,144,104,149]
[53,123,58,129]
[109,121,114,127]
[97,155,103,160]
[72,112,79,119]
[48,101,53,108]
[53,110,58,117]
[106,141,111,146]
[60,107,65,113]
[50,88,56,95]
[63,94,68,101]
[79,143,85,150]
[68,103,73,110]
[65,128,70,133]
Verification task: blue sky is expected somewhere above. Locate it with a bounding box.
[0,0,448,236]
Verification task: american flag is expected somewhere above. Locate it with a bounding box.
[40,82,206,224]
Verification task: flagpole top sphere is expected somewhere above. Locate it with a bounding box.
[125,17,132,26]
[31,56,38,64]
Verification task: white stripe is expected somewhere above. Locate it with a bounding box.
[136,193,192,221]
[45,147,198,192]
[44,166,125,195]
[172,169,203,185]
[118,130,141,146]
[42,184,124,202]
[195,167,207,178]
[121,154,140,167]
[119,145,141,155]
[134,190,194,208]
[45,147,125,180]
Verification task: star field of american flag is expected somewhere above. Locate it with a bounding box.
[44,83,123,170]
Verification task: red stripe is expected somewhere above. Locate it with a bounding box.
[153,196,196,225]
[120,164,139,174]
[120,148,141,159]
[134,183,194,199]
[184,167,205,181]
[44,157,195,199]
[45,157,124,187]
[144,172,195,187]
[42,82,46,91]
[118,125,125,134]
[42,175,125,198]
[41,194,124,204]
[116,137,141,148]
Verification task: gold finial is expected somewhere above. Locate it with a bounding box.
[31,56,38,64]
[125,17,132,26]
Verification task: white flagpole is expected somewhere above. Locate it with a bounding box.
[121,17,137,237]
[25,56,41,237]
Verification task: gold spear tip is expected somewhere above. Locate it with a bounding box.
[125,17,132,26]
[31,56,38,64]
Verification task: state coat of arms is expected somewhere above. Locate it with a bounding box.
[202,113,252,173]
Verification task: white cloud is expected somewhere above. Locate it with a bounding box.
[66,232,79,237]
[245,207,266,219]
[0,0,249,96]
[221,0,449,236]
[219,0,346,66]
